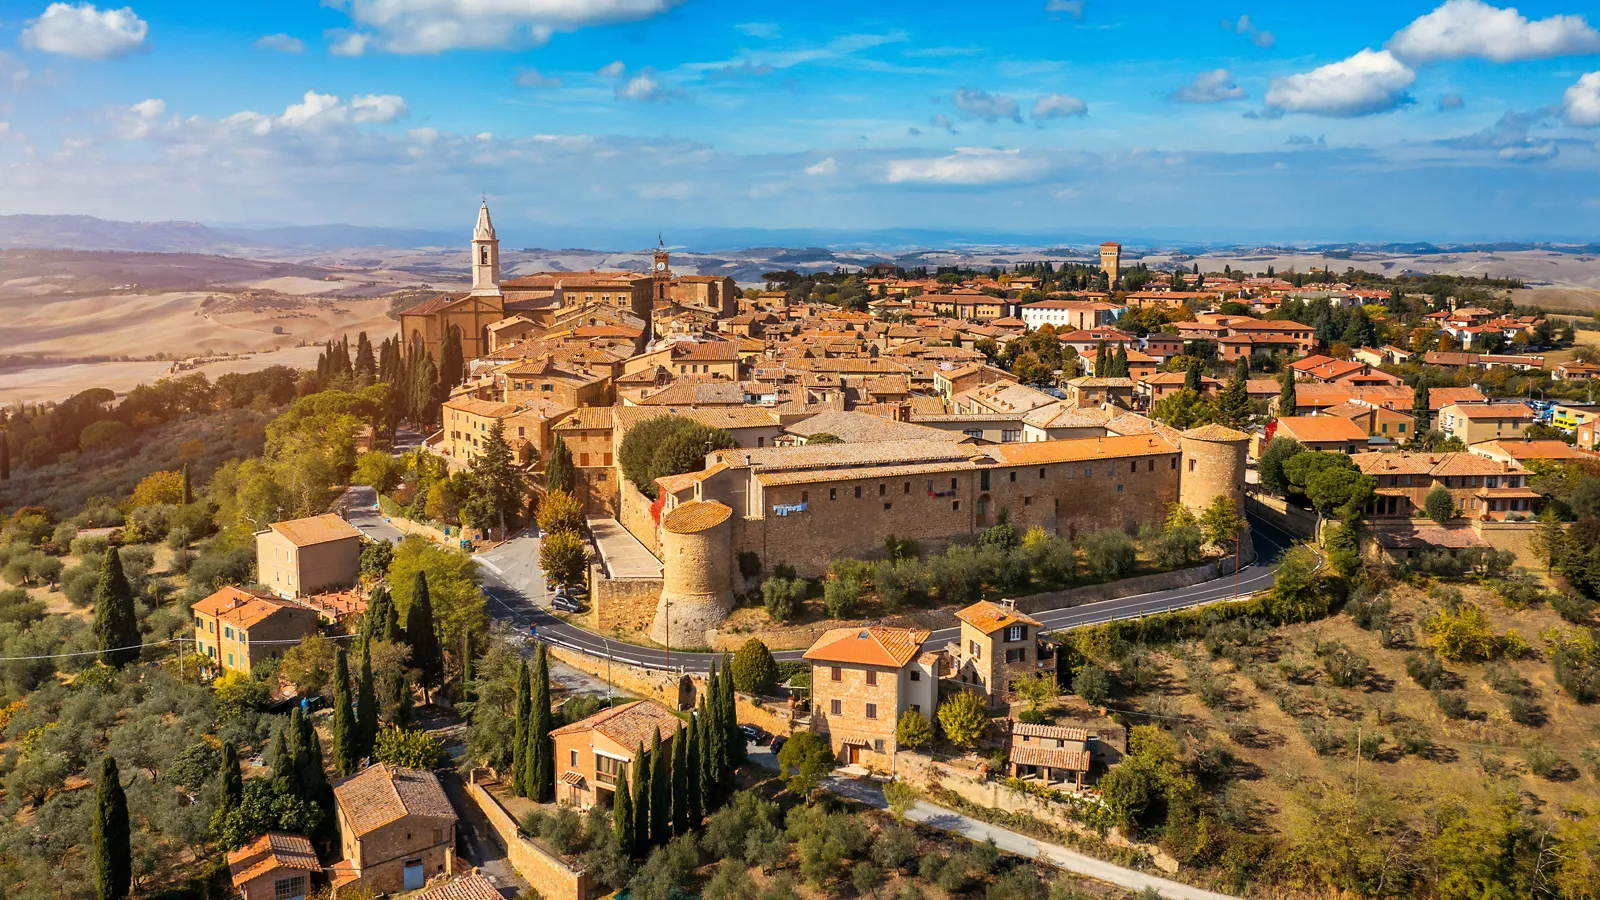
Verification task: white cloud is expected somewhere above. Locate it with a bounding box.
[255,33,304,53]
[1224,14,1274,48]
[350,94,408,123]
[515,69,561,88]
[1564,72,1600,126]
[1171,69,1245,103]
[1044,0,1084,18]
[885,147,1046,185]
[112,96,165,138]
[1498,142,1557,162]
[736,22,780,38]
[619,72,665,102]
[0,52,29,91]
[22,3,148,60]
[597,60,627,78]
[1264,49,1415,117]
[952,88,1021,123]
[328,31,371,57]
[207,90,410,136]
[1389,0,1600,62]
[330,0,684,53]
[805,157,837,176]
[1032,92,1088,119]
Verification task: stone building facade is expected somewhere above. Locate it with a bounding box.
[192,586,322,675]
[802,626,940,771]
[650,501,733,649]
[331,765,458,895]
[255,514,363,599]
[947,600,1057,706]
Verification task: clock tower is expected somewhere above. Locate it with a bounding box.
[652,238,671,301]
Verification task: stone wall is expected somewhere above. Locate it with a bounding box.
[1244,492,1317,539]
[547,645,701,708]
[736,692,797,739]
[1474,520,1542,563]
[1009,556,1246,615]
[591,567,663,634]
[465,772,593,900]
[618,480,660,557]
[895,751,1179,874]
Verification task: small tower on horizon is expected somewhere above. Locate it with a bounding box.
[470,199,501,296]
[1098,241,1122,284]
[652,237,671,301]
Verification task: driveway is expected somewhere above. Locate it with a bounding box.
[438,770,530,898]
[340,485,405,544]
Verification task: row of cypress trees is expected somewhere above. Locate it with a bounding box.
[610,657,742,858]
[511,644,556,802]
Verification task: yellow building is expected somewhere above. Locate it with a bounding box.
[192,586,322,674]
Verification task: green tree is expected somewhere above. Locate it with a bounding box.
[895,709,933,750]
[1412,382,1431,437]
[1012,671,1058,713]
[545,435,575,494]
[685,709,703,828]
[1215,361,1252,428]
[464,419,526,538]
[537,490,585,536]
[92,549,139,667]
[331,647,358,776]
[404,571,443,700]
[1278,368,1297,415]
[614,766,636,856]
[373,727,445,767]
[619,416,736,499]
[527,644,554,803]
[1110,346,1130,378]
[650,728,670,847]
[671,721,690,835]
[512,656,530,797]
[937,691,990,748]
[1257,437,1303,495]
[632,741,652,857]
[217,741,243,825]
[731,638,779,694]
[776,731,834,796]
[1183,358,1203,393]
[356,638,378,759]
[539,530,588,588]
[1093,341,1108,377]
[1199,495,1247,546]
[1264,546,1329,623]
[1425,483,1455,525]
[93,756,131,900]
[0,430,9,480]
[387,537,485,652]
[721,655,744,767]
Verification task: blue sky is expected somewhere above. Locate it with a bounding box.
[3,0,1600,244]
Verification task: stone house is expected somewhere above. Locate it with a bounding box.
[192,586,322,675]
[406,873,504,900]
[803,626,940,770]
[551,406,619,516]
[439,394,568,467]
[330,765,458,895]
[948,600,1057,707]
[256,514,362,599]
[1063,377,1135,410]
[227,832,320,900]
[1352,451,1537,521]
[549,699,684,810]
[1006,723,1094,790]
[1437,402,1535,446]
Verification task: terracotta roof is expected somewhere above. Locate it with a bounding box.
[956,600,1043,634]
[673,341,741,361]
[786,410,964,444]
[227,832,319,886]
[1352,451,1529,478]
[1010,745,1092,771]
[1141,372,1223,387]
[1022,404,1117,430]
[443,395,519,418]
[636,381,748,407]
[332,764,455,837]
[1441,402,1534,420]
[549,699,683,749]
[553,407,615,430]
[1473,439,1590,461]
[1012,722,1090,742]
[661,501,732,534]
[1274,416,1368,444]
[986,434,1176,465]
[193,586,317,629]
[407,874,504,900]
[1373,527,1487,550]
[267,514,362,547]
[1181,424,1249,442]
[803,625,930,668]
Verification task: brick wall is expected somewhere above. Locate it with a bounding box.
[618,480,661,557]
[592,572,663,633]
[465,773,593,900]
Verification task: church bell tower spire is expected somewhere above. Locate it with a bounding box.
[470,199,501,296]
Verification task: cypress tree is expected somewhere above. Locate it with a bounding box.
[356,638,378,760]
[461,630,475,705]
[392,667,413,728]
[1093,341,1108,377]
[331,647,358,776]
[613,767,634,854]
[0,430,10,481]
[527,644,554,802]
[404,572,442,700]
[180,463,193,505]
[1184,358,1203,394]
[93,756,131,900]
[363,587,399,644]
[1412,382,1431,438]
[722,655,744,768]
[269,725,292,783]
[511,657,530,795]
[631,741,650,857]
[695,696,713,817]
[219,741,243,814]
[649,728,669,847]
[545,435,575,494]
[92,549,139,667]
[684,715,701,828]
[1278,368,1297,416]
[1110,346,1129,379]
[702,674,723,809]
[671,723,689,835]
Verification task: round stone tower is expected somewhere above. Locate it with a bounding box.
[651,500,734,650]
[1178,424,1250,518]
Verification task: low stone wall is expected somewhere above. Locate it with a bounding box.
[618,480,660,558]
[1244,492,1317,539]
[548,645,701,708]
[895,751,1179,874]
[1011,560,1226,615]
[383,513,485,547]
[736,691,797,738]
[1474,520,1542,564]
[592,568,663,633]
[465,772,593,900]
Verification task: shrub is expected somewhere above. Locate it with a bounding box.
[373,727,445,768]
[1405,652,1447,689]
[1317,641,1370,688]
[1423,601,1499,662]
[737,551,762,580]
[1346,593,1391,630]
[1525,744,1563,778]
[895,709,933,750]
[937,690,990,748]
[1393,720,1430,756]
[1072,664,1111,705]
[761,577,805,623]
[1299,720,1343,756]
[1550,591,1597,625]
[1504,694,1543,727]
[1432,689,1470,719]
[822,574,862,618]
[1081,530,1136,581]
[730,638,779,694]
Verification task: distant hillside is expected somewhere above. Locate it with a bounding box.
[0,214,456,253]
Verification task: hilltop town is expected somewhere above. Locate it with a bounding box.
[3,204,1600,900]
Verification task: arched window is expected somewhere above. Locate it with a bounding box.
[479,246,489,265]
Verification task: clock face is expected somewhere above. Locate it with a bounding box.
[656,261,666,271]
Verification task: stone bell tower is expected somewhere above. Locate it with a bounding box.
[470,199,501,297]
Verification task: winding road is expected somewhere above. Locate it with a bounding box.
[480,512,1298,674]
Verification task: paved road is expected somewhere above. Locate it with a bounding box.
[509,513,1298,674]
[340,485,406,544]
[746,743,1237,900]
[438,770,530,898]
[474,528,548,625]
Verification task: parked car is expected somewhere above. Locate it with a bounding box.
[552,593,583,613]
[769,736,786,755]
[739,724,764,744]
